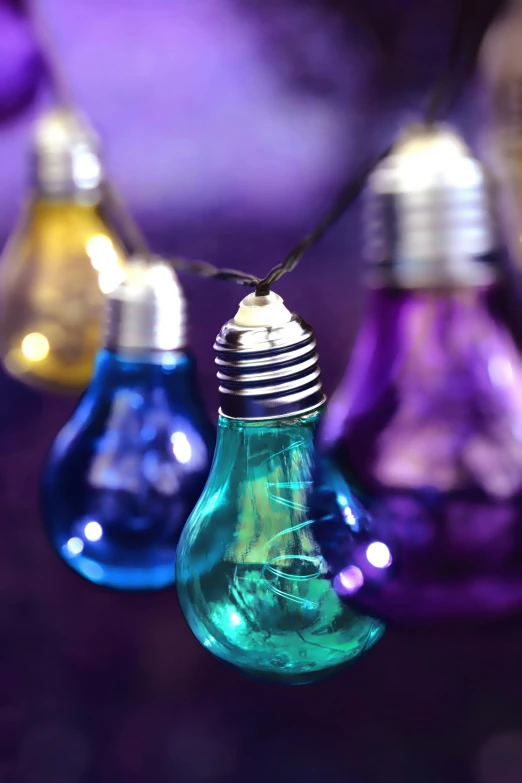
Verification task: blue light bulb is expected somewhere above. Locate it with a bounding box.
[41,260,215,589]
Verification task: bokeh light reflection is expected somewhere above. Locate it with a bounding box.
[337,565,364,596]
[65,537,84,556]
[366,541,393,569]
[171,431,193,464]
[21,332,50,362]
[84,520,103,542]
[475,732,522,783]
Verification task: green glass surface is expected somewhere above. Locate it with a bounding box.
[176,407,385,685]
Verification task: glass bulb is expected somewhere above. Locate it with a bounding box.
[176,408,384,684]
[480,4,522,300]
[0,198,127,392]
[321,285,522,624]
[41,349,215,590]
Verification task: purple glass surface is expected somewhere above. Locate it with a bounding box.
[321,284,522,625]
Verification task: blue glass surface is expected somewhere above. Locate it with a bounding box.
[41,349,215,590]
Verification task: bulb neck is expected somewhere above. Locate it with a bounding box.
[100,347,189,367]
[208,407,323,490]
[104,259,186,354]
[214,292,325,420]
[78,348,196,411]
[32,154,103,202]
[217,405,324,429]
[31,108,104,202]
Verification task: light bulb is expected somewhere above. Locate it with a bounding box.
[479,1,522,308]
[0,107,127,392]
[320,123,522,625]
[176,291,384,684]
[41,259,215,590]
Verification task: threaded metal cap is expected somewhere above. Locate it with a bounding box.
[214,292,325,420]
[105,258,186,354]
[365,123,498,288]
[32,107,103,200]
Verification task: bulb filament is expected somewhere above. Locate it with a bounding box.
[258,437,324,608]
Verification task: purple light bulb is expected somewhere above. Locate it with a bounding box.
[320,124,522,625]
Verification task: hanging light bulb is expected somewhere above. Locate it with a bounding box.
[0,106,127,392]
[319,123,522,625]
[176,291,384,684]
[41,258,215,590]
[480,1,522,296]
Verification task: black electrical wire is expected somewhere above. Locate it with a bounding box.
[254,145,392,296]
[102,181,259,287]
[254,0,499,296]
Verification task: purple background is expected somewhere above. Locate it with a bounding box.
[1,1,521,781]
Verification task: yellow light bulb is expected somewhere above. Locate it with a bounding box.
[0,108,128,393]
[0,199,127,392]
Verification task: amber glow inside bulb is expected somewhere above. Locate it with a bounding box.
[0,198,127,392]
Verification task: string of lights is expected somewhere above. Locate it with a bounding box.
[28,0,498,295]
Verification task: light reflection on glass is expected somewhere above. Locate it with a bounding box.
[21,332,50,362]
[341,503,356,526]
[73,150,102,189]
[86,234,126,294]
[64,536,84,556]
[98,266,126,295]
[172,431,193,464]
[229,611,242,627]
[366,541,393,568]
[81,560,105,583]
[337,492,357,525]
[488,354,514,388]
[86,235,118,270]
[84,520,103,542]
[338,566,364,595]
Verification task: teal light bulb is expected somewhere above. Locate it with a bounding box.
[176,291,384,684]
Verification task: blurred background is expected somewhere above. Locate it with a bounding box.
[1,0,522,781]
